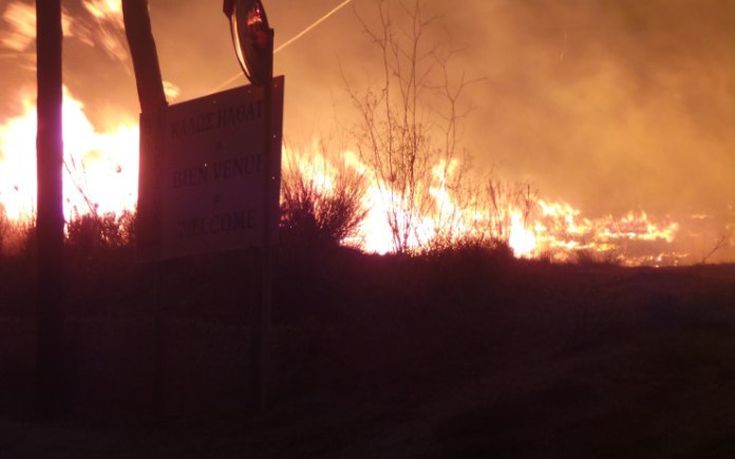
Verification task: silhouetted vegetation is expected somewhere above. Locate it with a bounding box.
[2,197,735,458]
[66,209,136,252]
[0,209,34,258]
[0,208,7,257]
[280,164,367,249]
[346,0,481,252]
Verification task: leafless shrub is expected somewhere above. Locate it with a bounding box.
[700,234,730,264]
[485,175,537,240]
[346,0,481,252]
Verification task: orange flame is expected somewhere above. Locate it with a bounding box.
[282,145,682,263]
[0,89,691,265]
[0,88,138,222]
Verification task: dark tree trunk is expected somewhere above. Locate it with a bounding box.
[122,0,167,113]
[122,0,167,414]
[35,0,65,418]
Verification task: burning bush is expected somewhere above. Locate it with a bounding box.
[0,206,8,256]
[347,0,479,253]
[0,205,35,257]
[280,163,368,248]
[66,209,136,252]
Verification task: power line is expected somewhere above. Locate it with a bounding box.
[213,0,354,92]
[274,0,353,55]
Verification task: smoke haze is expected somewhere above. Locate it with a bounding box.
[1,0,733,256]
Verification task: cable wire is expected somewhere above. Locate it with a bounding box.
[213,0,353,91]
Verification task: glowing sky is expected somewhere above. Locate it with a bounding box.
[1,0,733,260]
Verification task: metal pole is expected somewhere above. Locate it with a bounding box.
[35,0,65,419]
[253,28,275,410]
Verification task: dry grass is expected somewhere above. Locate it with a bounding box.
[1,205,735,457]
[66,209,136,251]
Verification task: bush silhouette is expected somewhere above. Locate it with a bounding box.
[280,166,367,248]
[66,209,135,252]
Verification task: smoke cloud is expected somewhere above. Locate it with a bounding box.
[1,0,733,257]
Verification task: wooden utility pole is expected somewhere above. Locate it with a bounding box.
[122,0,167,414]
[35,0,65,419]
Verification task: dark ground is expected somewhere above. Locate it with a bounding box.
[1,241,735,458]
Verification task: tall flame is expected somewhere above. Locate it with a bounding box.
[0,87,726,266]
[0,88,138,221]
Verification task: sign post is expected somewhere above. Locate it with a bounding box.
[223,0,277,410]
[134,0,281,412]
[139,78,284,410]
[257,30,275,412]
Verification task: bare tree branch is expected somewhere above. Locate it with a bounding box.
[347,0,478,252]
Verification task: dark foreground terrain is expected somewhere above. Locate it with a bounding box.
[1,241,735,458]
